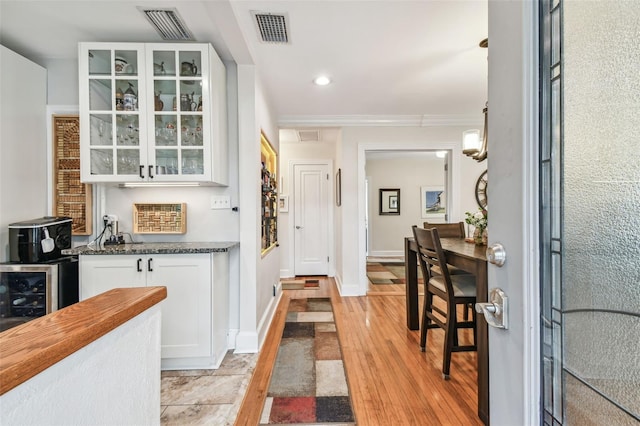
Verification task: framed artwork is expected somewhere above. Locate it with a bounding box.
[379,188,400,215]
[52,115,93,235]
[278,195,289,212]
[421,186,446,219]
[336,168,342,206]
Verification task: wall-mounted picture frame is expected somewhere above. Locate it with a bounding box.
[421,186,446,219]
[379,188,400,215]
[278,194,289,213]
[52,114,93,235]
[336,168,342,206]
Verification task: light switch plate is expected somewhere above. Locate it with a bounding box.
[211,195,231,209]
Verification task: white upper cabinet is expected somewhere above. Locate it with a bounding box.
[78,42,227,185]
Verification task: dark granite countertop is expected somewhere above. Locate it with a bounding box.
[62,241,239,256]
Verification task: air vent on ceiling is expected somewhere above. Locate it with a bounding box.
[252,12,290,44]
[297,130,320,142]
[139,7,194,41]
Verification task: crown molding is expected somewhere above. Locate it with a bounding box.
[278,114,483,128]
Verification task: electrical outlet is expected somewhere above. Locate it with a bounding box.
[211,195,231,210]
[103,214,118,224]
[104,214,118,224]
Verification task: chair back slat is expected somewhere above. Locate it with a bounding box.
[423,222,465,238]
[412,225,455,296]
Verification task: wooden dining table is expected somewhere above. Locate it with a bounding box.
[404,236,489,425]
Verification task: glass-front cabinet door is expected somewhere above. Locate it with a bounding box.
[79,42,226,184]
[146,45,210,181]
[79,43,147,182]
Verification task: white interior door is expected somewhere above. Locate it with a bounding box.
[293,163,329,276]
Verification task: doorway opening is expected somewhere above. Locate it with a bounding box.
[360,148,455,296]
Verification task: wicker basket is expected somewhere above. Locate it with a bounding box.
[133,203,186,234]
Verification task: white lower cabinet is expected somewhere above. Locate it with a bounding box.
[80,254,147,299]
[79,252,229,369]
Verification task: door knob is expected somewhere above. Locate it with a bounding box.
[486,243,506,266]
[475,288,508,329]
[295,226,304,229]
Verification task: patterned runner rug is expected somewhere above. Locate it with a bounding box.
[259,297,355,425]
[281,278,321,290]
[366,262,422,285]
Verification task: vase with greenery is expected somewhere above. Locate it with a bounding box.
[465,209,488,245]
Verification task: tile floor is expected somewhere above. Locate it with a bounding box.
[160,351,258,425]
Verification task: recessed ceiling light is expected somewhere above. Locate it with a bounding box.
[313,76,331,86]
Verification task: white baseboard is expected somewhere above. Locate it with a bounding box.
[227,329,238,350]
[368,250,404,258]
[233,284,283,353]
[280,269,294,278]
[334,274,364,296]
[234,331,259,353]
[257,290,282,349]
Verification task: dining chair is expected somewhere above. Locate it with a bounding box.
[422,222,468,275]
[411,225,477,379]
[422,221,474,320]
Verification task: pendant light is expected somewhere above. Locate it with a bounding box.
[463,38,488,162]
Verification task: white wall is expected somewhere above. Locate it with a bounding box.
[255,73,280,347]
[99,185,238,242]
[43,57,78,106]
[0,46,48,261]
[1,305,162,425]
[235,65,281,353]
[366,153,445,256]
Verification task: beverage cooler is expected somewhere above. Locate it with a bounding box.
[0,257,79,333]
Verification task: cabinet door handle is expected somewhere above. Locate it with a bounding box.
[137,258,142,272]
[139,165,145,179]
[148,258,153,272]
[148,165,154,179]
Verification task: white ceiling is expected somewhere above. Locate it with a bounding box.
[0,0,487,126]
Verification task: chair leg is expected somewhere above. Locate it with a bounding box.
[420,291,432,351]
[472,304,478,347]
[442,302,456,380]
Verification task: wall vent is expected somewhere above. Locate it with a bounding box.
[138,8,195,41]
[252,12,290,44]
[297,130,320,142]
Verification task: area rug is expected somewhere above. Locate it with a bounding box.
[281,278,321,290]
[366,262,421,285]
[259,297,355,424]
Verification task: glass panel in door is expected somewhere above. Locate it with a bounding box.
[540,0,640,424]
[114,49,138,76]
[178,51,202,77]
[149,46,206,179]
[155,149,178,175]
[181,149,204,175]
[89,79,111,110]
[85,46,143,179]
[151,70,178,177]
[88,49,110,75]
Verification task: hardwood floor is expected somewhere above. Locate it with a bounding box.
[235,277,481,425]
